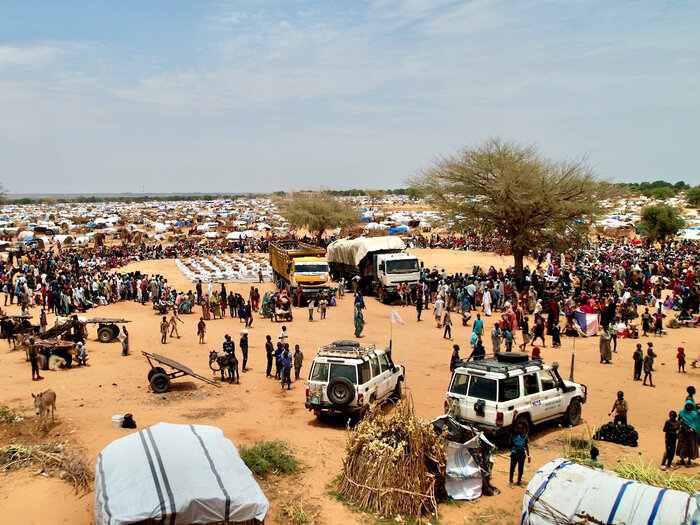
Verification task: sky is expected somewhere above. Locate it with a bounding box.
[1,0,699,194]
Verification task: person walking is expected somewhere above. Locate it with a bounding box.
[293,344,304,380]
[416,288,423,322]
[169,310,183,338]
[318,296,328,320]
[197,317,206,344]
[28,338,43,381]
[443,308,453,340]
[308,298,315,322]
[608,391,628,425]
[119,325,129,356]
[274,343,284,380]
[354,303,365,338]
[433,295,444,327]
[39,309,47,334]
[491,323,502,353]
[643,349,655,387]
[240,330,249,372]
[633,344,643,381]
[508,421,530,488]
[599,327,612,364]
[280,348,292,390]
[661,410,680,470]
[278,325,288,347]
[160,316,168,344]
[265,335,274,378]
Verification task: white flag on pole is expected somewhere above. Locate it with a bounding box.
[391,310,405,325]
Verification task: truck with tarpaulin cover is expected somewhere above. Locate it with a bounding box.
[326,236,421,303]
[269,240,331,305]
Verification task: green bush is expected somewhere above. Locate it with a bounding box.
[239,440,298,476]
[0,405,17,423]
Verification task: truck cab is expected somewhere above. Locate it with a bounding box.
[290,257,330,292]
[373,253,420,303]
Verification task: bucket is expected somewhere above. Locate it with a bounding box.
[111,415,124,428]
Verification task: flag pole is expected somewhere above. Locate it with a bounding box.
[390,311,393,350]
[569,337,576,382]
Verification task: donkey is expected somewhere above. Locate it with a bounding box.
[208,350,239,384]
[32,389,56,430]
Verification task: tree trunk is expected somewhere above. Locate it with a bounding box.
[315,230,323,245]
[513,246,525,288]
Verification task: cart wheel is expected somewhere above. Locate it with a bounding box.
[110,324,120,340]
[37,354,48,370]
[150,373,170,393]
[147,367,167,381]
[98,327,113,343]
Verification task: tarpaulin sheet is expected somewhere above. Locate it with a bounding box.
[326,236,406,268]
[94,422,269,525]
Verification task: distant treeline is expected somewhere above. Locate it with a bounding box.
[613,180,691,200]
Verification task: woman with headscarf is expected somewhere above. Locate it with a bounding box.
[353,303,365,338]
[677,400,700,466]
[599,326,612,364]
[201,293,211,320]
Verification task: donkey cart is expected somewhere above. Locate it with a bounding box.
[142,351,220,393]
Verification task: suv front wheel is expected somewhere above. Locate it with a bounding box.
[564,399,582,427]
[327,377,355,407]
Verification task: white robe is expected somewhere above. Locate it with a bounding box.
[483,289,492,316]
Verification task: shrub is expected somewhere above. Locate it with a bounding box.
[239,440,298,476]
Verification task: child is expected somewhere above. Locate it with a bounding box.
[677,347,686,373]
[504,327,513,352]
[609,391,628,425]
[661,411,679,470]
[509,422,530,488]
[584,446,603,469]
[551,323,561,348]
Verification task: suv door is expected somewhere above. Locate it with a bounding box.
[465,374,499,427]
[368,356,382,401]
[521,372,543,423]
[376,353,394,399]
[539,370,564,421]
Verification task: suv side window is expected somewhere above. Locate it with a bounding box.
[541,371,557,391]
[449,373,470,395]
[359,362,372,384]
[523,373,540,396]
[499,376,520,401]
[377,353,390,372]
[310,362,329,382]
[370,357,381,377]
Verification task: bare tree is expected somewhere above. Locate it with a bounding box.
[277,191,359,244]
[409,138,609,281]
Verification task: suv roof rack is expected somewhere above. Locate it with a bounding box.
[457,353,545,377]
[317,340,377,359]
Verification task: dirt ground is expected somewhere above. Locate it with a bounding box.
[0,249,697,524]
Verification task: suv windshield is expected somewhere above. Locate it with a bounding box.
[294,263,329,274]
[330,363,357,384]
[386,259,419,274]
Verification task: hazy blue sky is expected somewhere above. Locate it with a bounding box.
[1,1,698,193]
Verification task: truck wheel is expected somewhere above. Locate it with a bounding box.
[98,327,113,343]
[564,400,582,427]
[327,377,355,407]
[378,288,386,304]
[514,415,531,436]
[150,373,170,393]
[148,367,167,381]
[37,354,48,370]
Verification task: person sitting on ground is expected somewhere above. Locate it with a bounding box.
[584,446,604,469]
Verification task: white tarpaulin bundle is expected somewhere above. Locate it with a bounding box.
[326,236,406,267]
[522,458,700,525]
[444,434,492,501]
[94,423,269,525]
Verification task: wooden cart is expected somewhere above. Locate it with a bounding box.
[86,318,131,343]
[142,351,220,393]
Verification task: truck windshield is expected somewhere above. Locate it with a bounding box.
[386,259,419,274]
[294,263,329,274]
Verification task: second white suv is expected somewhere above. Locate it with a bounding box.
[305,340,405,418]
[445,352,586,436]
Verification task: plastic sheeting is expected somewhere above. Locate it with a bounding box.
[445,436,486,501]
[522,458,700,525]
[94,423,269,525]
[326,236,406,268]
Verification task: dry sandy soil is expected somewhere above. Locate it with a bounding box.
[0,249,697,524]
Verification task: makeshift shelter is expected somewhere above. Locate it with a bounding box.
[522,458,700,524]
[94,423,269,525]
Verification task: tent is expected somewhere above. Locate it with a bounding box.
[94,423,269,525]
[522,458,700,524]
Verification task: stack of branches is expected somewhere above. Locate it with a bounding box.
[336,399,446,519]
[0,443,93,495]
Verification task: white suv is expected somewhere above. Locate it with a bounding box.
[445,352,586,436]
[305,340,405,418]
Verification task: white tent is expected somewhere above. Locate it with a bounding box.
[226,231,253,240]
[94,423,269,525]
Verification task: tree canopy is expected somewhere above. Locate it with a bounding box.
[638,203,686,244]
[276,191,359,243]
[686,187,700,208]
[409,138,609,281]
